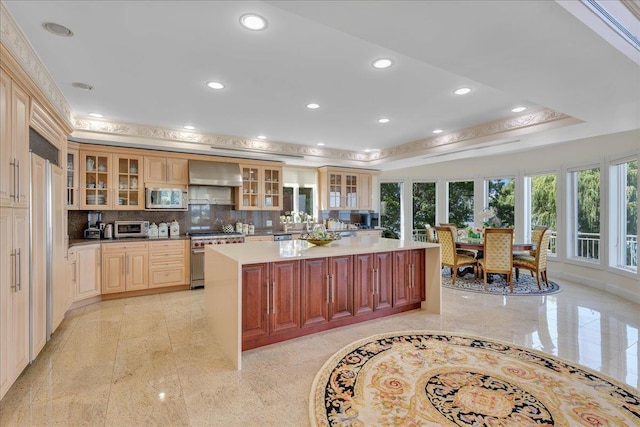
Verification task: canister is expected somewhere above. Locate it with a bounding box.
[236,222,243,233]
[148,223,159,238]
[242,223,249,234]
[158,222,168,238]
[248,224,255,235]
[170,219,180,238]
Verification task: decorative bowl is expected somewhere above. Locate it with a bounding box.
[299,232,341,246]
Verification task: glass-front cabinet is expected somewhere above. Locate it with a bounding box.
[114,154,143,209]
[80,150,111,209]
[66,143,79,209]
[237,165,282,210]
[319,167,373,210]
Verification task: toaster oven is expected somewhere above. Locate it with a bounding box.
[114,221,149,238]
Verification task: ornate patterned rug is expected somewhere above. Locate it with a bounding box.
[442,271,561,295]
[310,331,639,426]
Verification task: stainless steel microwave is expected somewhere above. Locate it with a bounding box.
[114,221,149,238]
[145,188,188,210]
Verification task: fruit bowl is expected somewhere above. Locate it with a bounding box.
[299,232,341,246]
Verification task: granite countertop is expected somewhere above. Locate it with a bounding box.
[69,235,190,248]
[205,236,437,264]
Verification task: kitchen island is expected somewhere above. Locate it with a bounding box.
[204,236,441,369]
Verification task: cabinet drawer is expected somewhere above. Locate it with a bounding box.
[149,240,185,251]
[149,249,184,260]
[149,257,185,268]
[102,241,148,252]
[149,267,187,287]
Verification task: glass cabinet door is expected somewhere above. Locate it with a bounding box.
[263,168,280,209]
[82,152,110,208]
[66,148,79,209]
[345,174,358,208]
[241,166,260,209]
[115,155,142,209]
[329,173,342,208]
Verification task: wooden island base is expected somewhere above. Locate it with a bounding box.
[205,237,441,369]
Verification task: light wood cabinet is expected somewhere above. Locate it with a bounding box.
[243,235,273,242]
[236,165,282,210]
[101,242,148,294]
[0,70,30,208]
[69,244,101,302]
[144,156,188,186]
[318,167,373,210]
[114,153,143,209]
[0,207,30,400]
[80,150,143,209]
[66,143,79,209]
[148,239,189,288]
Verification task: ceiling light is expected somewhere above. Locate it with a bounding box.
[88,113,103,118]
[240,14,268,31]
[206,81,225,90]
[42,22,73,37]
[257,135,267,139]
[453,87,472,95]
[372,58,393,69]
[71,82,93,91]
[511,106,527,113]
[433,129,443,134]
[378,118,390,124]
[317,142,325,146]
[306,103,320,109]
[183,125,195,130]
[364,149,372,153]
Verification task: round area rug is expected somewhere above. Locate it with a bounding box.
[442,271,561,295]
[310,331,639,426]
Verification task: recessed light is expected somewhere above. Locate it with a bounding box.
[71,82,93,91]
[206,81,225,90]
[240,14,268,31]
[306,103,320,109]
[378,118,390,124]
[433,129,443,134]
[257,135,267,140]
[364,149,372,153]
[183,125,195,130]
[317,142,325,146]
[454,87,472,95]
[42,22,73,37]
[511,106,527,113]
[372,58,393,69]
[88,113,103,118]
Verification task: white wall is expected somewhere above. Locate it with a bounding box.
[378,129,640,303]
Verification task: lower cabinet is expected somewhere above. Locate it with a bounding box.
[69,243,101,302]
[242,260,299,347]
[242,249,427,350]
[148,240,189,288]
[101,241,148,293]
[392,249,426,307]
[300,255,353,328]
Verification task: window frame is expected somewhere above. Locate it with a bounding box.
[523,170,559,258]
[483,174,516,229]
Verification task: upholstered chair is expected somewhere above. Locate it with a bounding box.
[425,225,438,243]
[438,223,478,259]
[435,226,478,285]
[514,228,552,290]
[478,228,514,292]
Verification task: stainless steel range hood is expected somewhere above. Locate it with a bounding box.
[188,160,243,187]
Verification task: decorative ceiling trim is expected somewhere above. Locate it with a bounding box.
[0,2,72,123]
[621,0,640,21]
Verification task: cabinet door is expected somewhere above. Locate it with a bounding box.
[262,167,281,210]
[66,147,79,209]
[114,154,143,209]
[328,255,353,321]
[328,173,342,209]
[0,71,11,206]
[166,158,188,185]
[242,263,269,341]
[358,173,371,209]
[75,245,101,301]
[353,253,374,316]
[238,166,260,209]
[102,251,126,294]
[80,151,112,209]
[345,174,358,208]
[126,250,148,291]
[392,250,411,307]
[300,258,329,328]
[270,260,300,335]
[11,209,29,385]
[410,249,425,303]
[0,208,12,396]
[375,252,393,311]
[144,156,166,183]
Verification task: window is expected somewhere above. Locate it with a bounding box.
[568,166,601,261]
[609,157,637,271]
[282,167,317,217]
[485,177,515,227]
[412,182,436,230]
[380,182,402,239]
[526,173,558,255]
[447,180,474,228]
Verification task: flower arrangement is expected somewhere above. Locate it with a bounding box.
[476,207,502,228]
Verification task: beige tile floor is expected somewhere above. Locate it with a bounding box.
[1,277,638,426]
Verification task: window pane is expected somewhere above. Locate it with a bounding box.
[575,167,600,260]
[299,188,313,216]
[381,182,402,239]
[282,186,294,213]
[448,181,474,228]
[486,178,514,227]
[625,161,637,268]
[412,182,436,229]
[530,174,557,254]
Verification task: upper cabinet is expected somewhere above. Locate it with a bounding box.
[80,150,143,210]
[66,142,79,209]
[318,167,372,210]
[236,165,282,211]
[0,70,30,208]
[144,156,188,186]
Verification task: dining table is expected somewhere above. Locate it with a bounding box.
[455,240,535,281]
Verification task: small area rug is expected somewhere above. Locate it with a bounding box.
[442,271,561,295]
[310,331,639,426]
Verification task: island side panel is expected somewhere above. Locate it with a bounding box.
[205,248,242,370]
[422,246,442,314]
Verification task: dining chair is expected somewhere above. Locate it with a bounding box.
[513,228,552,289]
[425,225,438,243]
[438,223,478,259]
[435,226,478,285]
[477,228,514,292]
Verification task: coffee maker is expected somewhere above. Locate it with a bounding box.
[84,210,102,239]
